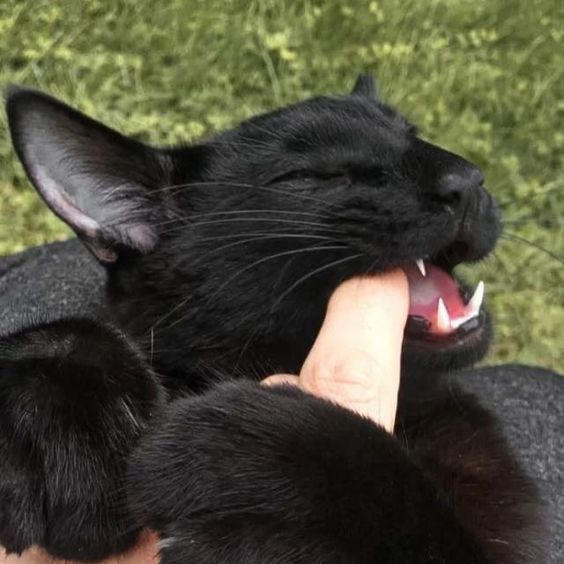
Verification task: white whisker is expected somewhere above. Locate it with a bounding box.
[270,253,363,311]
[152,244,348,335]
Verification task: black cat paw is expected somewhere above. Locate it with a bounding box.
[0,319,164,560]
[127,381,486,564]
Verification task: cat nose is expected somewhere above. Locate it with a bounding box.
[410,139,485,214]
[434,164,484,210]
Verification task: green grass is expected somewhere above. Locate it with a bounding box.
[0,0,562,370]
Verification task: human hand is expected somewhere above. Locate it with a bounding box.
[263,269,409,431]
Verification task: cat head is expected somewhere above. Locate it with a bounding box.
[6,76,501,381]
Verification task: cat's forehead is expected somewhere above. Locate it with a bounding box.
[246,96,410,135]
[213,95,413,168]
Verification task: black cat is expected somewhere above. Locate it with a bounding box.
[0,76,543,562]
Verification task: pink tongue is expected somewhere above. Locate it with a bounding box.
[403,263,466,332]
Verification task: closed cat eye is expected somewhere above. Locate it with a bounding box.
[266,168,349,185]
[349,166,390,184]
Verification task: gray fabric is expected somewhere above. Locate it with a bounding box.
[451,364,563,561]
[0,239,108,334]
[0,239,562,561]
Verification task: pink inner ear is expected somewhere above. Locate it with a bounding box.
[32,163,158,261]
[33,163,100,238]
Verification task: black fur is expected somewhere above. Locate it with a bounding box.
[0,77,542,562]
[0,319,164,559]
[127,381,489,564]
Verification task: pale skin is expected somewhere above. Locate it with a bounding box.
[0,269,409,564]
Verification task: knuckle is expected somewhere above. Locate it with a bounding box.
[305,351,387,404]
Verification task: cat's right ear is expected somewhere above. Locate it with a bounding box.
[351,74,378,99]
[5,86,171,263]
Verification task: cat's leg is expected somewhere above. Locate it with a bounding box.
[127,380,489,564]
[0,319,164,560]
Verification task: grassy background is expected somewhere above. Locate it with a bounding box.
[0,0,562,370]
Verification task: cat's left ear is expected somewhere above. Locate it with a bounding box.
[350,74,378,99]
[6,86,171,263]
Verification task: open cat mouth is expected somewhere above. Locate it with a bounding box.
[403,260,485,343]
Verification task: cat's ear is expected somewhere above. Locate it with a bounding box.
[6,86,170,263]
[351,74,378,99]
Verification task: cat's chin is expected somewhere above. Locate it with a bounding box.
[401,311,492,372]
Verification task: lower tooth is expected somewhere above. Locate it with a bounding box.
[449,281,485,330]
[467,281,485,315]
[436,298,451,332]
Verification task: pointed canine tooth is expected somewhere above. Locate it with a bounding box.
[436,298,451,332]
[467,281,485,315]
[415,259,426,277]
